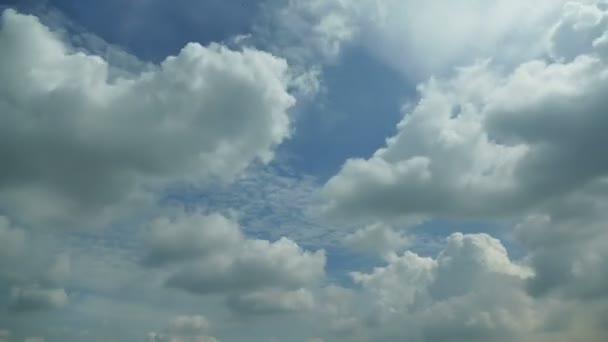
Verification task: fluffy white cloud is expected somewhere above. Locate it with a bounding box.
[143,212,325,315]
[272,0,569,78]
[344,223,409,256]
[148,315,218,342]
[324,1,608,221]
[0,9,296,228]
[319,233,540,342]
[549,1,608,61]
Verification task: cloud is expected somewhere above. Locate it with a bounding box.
[226,288,315,315]
[323,1,608,221]
[0,9,296,228]
[142,213,242,267]
[515,191,608,300]
[9,287,68,312]
[270,0,568,78]
[142,212,325,315]
[0,216,70,312]
[549,1,608,61]
[169,316,211,335]
[344,223,409,256]
[147,315,218,342]
[320,233,540,342]
[0,216,25,260]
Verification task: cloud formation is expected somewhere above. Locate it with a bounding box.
[143,212,325,315]
[324,1,608,221]
[0,217,70,312]
[271,0,568,77]
[3,2,608,341]
[0,9,295,228]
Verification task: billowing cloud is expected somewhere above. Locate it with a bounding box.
[316,233,542,342]
[344,223,409,256]
[270,0,568,77]
[3,2,608,341]
[516,194,608,300]
[324,1,608,221]
[143,212,325,315]
[0,9,295,228]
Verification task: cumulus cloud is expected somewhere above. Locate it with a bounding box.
[0,216,70,312]
[147,315,218,342]
[142,212,325,315]
[318,233,540,342]
[4,2,608,341]
[549,1,608,61]
[344,223,409,256]
[516,194,608,300]
[271,0,568,78]
[0,9,296,228]
[324,1,608,221]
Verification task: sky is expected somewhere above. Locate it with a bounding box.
[1,0,608,341]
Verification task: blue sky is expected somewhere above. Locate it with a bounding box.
[2,1,608,342]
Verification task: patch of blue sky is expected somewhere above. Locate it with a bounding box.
[20,0,264,62]
[281,45,417,181]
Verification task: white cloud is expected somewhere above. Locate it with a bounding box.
[226,288,315,315]
[324,1,608,221]
[344,223,409,256]
[318,233,540,342]
[148,315,218,342]
[0,9,296,228]
[272,0,569,78]
[169,315,211,335]
[143,212,325,315]
[549,1,608,61]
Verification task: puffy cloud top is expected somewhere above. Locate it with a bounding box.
[0,9,295,228]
